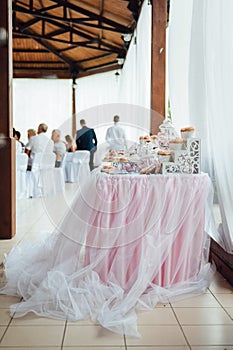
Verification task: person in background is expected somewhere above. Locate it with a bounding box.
[25,128,36,149]
[51,129,66,167]
[75,119,97,171]
[25,123,54,169]
[65,134,76,152]
[13,128,23,153]
[105,115,127,152]
[14,130,25,149]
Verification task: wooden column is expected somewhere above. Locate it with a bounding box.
[151,0,167,134]
[0,0,16,239]
[72,82,77,138]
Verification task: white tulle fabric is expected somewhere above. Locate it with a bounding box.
[1,171,215,337]
[16,153,28,199]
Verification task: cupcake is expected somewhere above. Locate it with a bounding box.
[180,126,195,139]
[139,136,145,145]
[157,150,171,163]
[150,134,157,144]
[143,135,151,144]
[169,138,185,150]
[119,157,128,162]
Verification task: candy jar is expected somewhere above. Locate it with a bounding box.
[159,119,178,140]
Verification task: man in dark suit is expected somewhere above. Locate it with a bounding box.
[75,119,97,170]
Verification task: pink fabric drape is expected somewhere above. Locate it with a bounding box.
[1,172,215,337]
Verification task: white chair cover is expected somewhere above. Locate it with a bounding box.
[64,151,90,183]
[53,153,65,194]
[63,152,73,182]
[27,152,56,198]
[16,153,28,199]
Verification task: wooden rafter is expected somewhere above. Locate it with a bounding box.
[13,2,132,34]
[13,4,123,53]
[12,0,142,77]
[15,19,82,73]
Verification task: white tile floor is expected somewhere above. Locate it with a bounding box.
[0,183,233,350]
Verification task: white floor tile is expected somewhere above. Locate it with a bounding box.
[63,325,124,346]
[63,347,125,350]
[182,325,233,346]
[127,347,189,350]
[137,307,178,325]
[125,325,187,346]
[191,347,233,350]
[0,309,12,326]
[214,294,233,308]
[0,295,21,309]
[170,293,221,308]
[0,325,65,347]
[173,307,232,324]
[11,312,66,326]
[209,279,233,293]
[225,307,233,319]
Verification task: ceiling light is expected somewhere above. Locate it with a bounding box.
[117,58,124,65]
[122,33,132,42]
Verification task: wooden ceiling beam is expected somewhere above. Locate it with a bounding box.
[12,2,63,32]
[15,19,82,72]
[17,17,41,31]
[50,0,132,33]
[84,60,118,71]
[14,60,66,64]
[14,30,118,54]
[13,66,69,70]
[13,48,50,53]
[28,2,63,14]
[58,45,78,52]
[46,28,68,38]
[13,3,131,34]
[13,5,122,53]
[77,53,112,63]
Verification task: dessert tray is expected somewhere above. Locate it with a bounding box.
[101,123,200,175]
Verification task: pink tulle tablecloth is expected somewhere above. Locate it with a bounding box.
[0,171,215,336]
[83,172,212,290]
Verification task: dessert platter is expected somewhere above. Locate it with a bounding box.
[101,120,200,175]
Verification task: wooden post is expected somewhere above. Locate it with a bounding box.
[151,0,167,134]
[0,0,16,239]
[72,81,77,138]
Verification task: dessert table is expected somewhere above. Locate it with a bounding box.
[1,170,215,337]
[82,171,213,289]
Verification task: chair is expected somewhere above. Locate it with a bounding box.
[64,151,90,183]
[27,152,56,197]
[63,152,74,182]
[53,153,66,194]
[16,153,28,199]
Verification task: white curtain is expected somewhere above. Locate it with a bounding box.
[169,0,233,252]
[168,0,193,132]
[75,1,152,164]
[13,79,72,145]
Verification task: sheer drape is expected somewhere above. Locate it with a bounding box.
[169,0,233,252]
[75,1,152,164]
[1,172,214,336]
[203,0,233,252]
[13,79,72,144]
[168,0,193,132]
